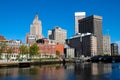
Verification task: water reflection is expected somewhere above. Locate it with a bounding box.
[0,62,120,80]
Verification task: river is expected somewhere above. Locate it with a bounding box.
[0,62,120,80]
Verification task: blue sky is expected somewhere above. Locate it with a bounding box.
[0,0,120,43]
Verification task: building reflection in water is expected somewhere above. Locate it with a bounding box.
[37,64,66,80]
[92,63,112,75]
[0,63,114,80]
[74,62,112,80]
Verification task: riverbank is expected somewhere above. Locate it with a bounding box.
[0,59,74,68]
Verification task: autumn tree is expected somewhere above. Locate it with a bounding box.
[56,50,60,58]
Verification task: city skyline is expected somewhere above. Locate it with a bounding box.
[0,0,120,44]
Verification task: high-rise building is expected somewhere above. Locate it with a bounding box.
[111,43,119,55]
[30,13,43,38]
[78,15,103,55]
[103,35,111,55]
[26,14,43,45]
[82,34,97,56]
[74,12,86,34]
[48,26,67,44]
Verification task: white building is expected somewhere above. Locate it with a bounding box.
[64,48,75,59]
[48,26,67,44]
[103,35,111,55]
[30,14,42,37]
[75,12,86,34]
[64,44,75,59]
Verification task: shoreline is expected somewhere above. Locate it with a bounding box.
[0,59,74,68]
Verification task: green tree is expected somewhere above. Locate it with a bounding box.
[0,41,7,59]
[25,47,29,60]
[29,43,39,60]
[6,47,14,61]
[56,50,60,58]
[19,45,28,60]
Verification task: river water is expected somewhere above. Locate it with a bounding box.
[0,62,120,80]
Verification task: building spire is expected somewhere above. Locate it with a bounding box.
[35,12,39,20]
[33,13,40,24]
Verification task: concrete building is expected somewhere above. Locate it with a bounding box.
[26,14,43,45]
[26,35,37,45]
[64,44,75,58]
[103,35,111,55]
[111,43,119,55]
[74,12,86,34]
[66,33,97,57]
[64,48,75,58]
[82,34,97,56]
[30,14,42,37]
[78,15,103,55]
[48,26,67,44]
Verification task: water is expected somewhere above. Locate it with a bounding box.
[0,62,120,80]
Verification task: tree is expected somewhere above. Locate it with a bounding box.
[56,50,60,58]
[19,45,28,60]
[25,47,29,60]
[0,41,7,59]
[29,43,39,60]
[6,47,14,62]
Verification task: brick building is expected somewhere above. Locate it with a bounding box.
[37,38,64,58]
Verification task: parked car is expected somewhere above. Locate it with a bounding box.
[90,56,103,62]
[101,56,113,63]
[114,56,120,62]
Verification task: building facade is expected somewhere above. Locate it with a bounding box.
[66,33,97,57]
[1,40,26,61]
[30,14,42,37]
[64,44,75,58]
[0,35,6,41]
[74,12,86,34]
[36,38,64,58]
[64,48,75,59]
[82,34,97,56]
[103,35,111,55]
[111,43,119,55]
[48,26,67,44]
[78,15,103,55]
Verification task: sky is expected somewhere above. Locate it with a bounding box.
[0,0,120,44]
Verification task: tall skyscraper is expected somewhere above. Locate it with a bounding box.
[103,35,111,55]
[30,14,43,38]
[75,12,86,34]
[78,15,103,55]
[26,14,43,45]
[48,26,67,44]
